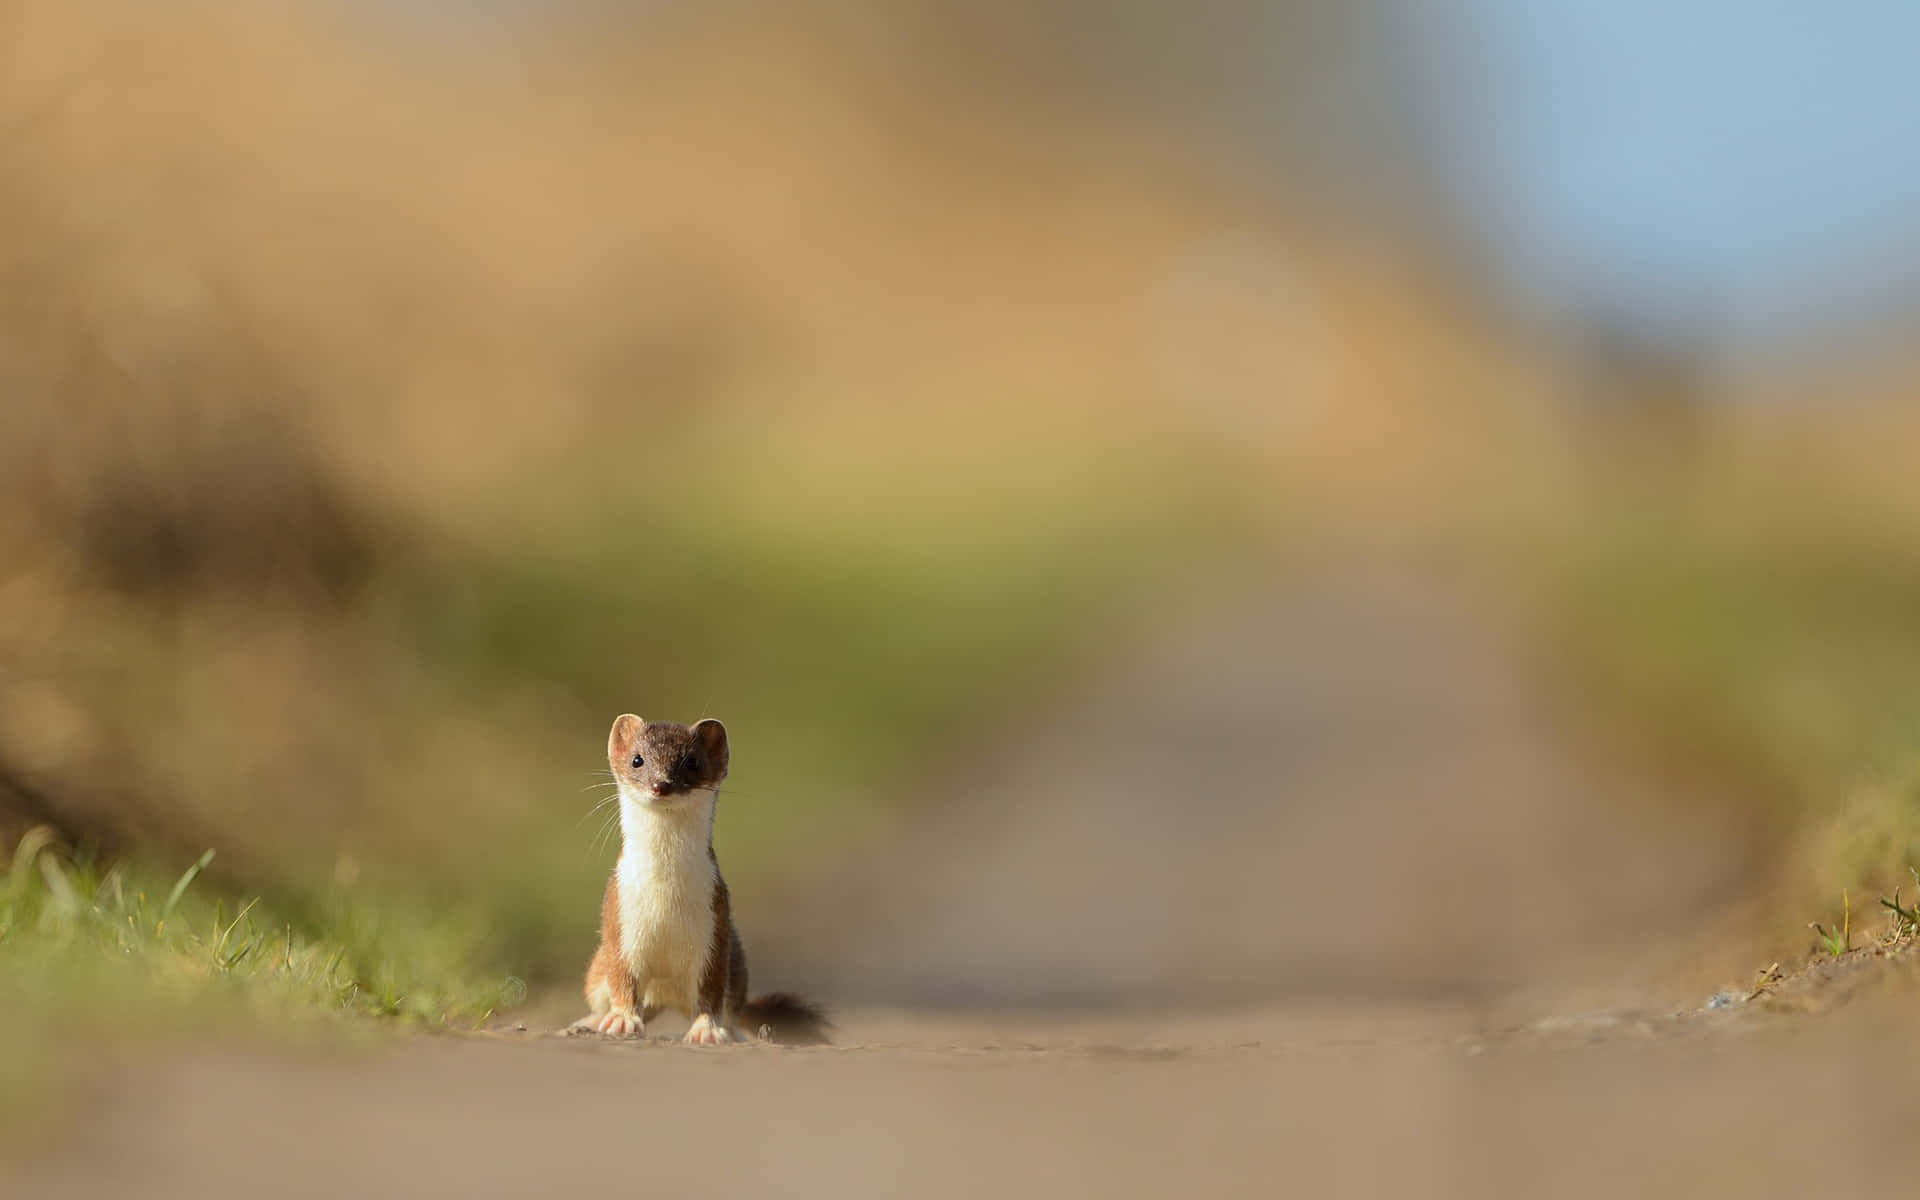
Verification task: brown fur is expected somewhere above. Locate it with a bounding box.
[582,875,634,1017]
[607,714,730,798]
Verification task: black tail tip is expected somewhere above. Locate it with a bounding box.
[740,992,832,1045]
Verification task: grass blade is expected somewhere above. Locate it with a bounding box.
[160,849,216,925]
[8,826,59,903]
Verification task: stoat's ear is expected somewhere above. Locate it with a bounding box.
[691,718,730,775]
[608,714,645,763]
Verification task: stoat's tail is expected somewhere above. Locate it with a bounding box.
[739,992,831,1045]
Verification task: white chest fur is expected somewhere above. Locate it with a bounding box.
[615,790,718,1016]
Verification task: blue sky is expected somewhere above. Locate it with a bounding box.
[1436,0,1920,342]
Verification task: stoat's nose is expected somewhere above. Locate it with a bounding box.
[649,781,672,797]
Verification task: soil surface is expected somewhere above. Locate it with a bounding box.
[14,559,1919,1198]
[16,977,1920,1200]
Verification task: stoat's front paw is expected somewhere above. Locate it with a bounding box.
[683,1014,732,1046]
[591,1008,643,1038]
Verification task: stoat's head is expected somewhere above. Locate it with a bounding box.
[607,714,730,807]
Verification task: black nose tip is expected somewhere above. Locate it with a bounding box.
[649,782,672,797]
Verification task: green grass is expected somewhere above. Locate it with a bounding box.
[1878,875,1920,943]
[1808,890,1851,958]
[0,826,524,1116]
[1797,878,1920,966]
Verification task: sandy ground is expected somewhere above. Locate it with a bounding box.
[14,558,1913,1198]
[15,981,1920,1199]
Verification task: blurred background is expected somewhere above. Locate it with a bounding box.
[5,0,1920,1052]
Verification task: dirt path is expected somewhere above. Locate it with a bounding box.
[15,559,1916,1197]
[17,984,1920,1199]
[760,556,1752,1010]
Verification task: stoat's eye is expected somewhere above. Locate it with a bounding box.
[680,754,698,775]
[629,754,644,769]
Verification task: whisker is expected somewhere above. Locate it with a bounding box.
[571,793,620,831]
[588,808,622,861]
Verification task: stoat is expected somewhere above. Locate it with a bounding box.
[571,714,828,1045]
